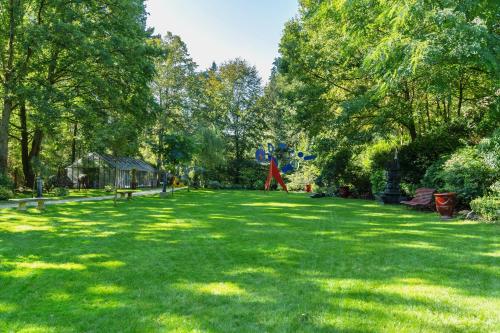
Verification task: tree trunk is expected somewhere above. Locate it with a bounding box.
[21,126,43,188]
[457,77,463,117]
[0,99,12,175]
[71,122,78,163]
[0,0,16,175]
[19,101,34,186]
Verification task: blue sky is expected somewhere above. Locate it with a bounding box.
[145,0,298,82]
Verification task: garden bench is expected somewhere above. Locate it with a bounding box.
[9,198,51,211]
[117,190,134,200]
[400,188,435,209]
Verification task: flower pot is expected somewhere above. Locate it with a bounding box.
[339,186,350,198]
[305,184,312,193]
[434,192,457,220]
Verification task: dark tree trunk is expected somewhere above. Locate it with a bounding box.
[0,1,16,175]
[19,101,34,187]
[71,122,78,163]
[21,120,43,188]
[0,98,12,175]
[457,77,464,117]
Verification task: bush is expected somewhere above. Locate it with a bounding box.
[362,140,398,171]
[0,173,14,189]
[287,163,320,192]
[252,179,265,190]
[470,196,500,222]
[239,161,268,189]
[369,170,386,195]
[421,158,447,190]
[0,186,13,200]
[207,180,222,189]
[53,187,69,197]
[439,147,496,205]
[398,122,468,184]
[104,184,115,193]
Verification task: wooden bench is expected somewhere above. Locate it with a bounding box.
[9,198,51,211]
[400,188,436,209]
[117,190,134,200]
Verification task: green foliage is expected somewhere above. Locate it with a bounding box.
[286,163,320,192]
[104,185,115,193]
[421,158,447,191]
[53,187,69,197]
[275,0,497,196]
[159,133,196,170]
[207,180,222,189]
[0,173,14,189]
[470,196,500,222]
[361,141,398,172]
[438,147,496,205]
[399,123,468,184]
[239,162,268,190]
[0,186,13,200]
[370,170,386,195]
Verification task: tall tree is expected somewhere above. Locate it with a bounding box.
[217,59,264,183]
[1,0,158,185]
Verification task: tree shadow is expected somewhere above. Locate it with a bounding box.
[0,190,498,332]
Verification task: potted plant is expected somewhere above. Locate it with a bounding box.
[434,192,457,219]
[130,168,138,189]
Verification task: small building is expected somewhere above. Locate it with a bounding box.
[66,152,157,189]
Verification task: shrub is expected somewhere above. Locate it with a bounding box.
[252,179,265,190]
[225,184,244,190]
[0,173,14,189]
[53,187,69,197]
[489,181,500,196]
[207,180,222,189]
[362,140,398,171]
[398,122,468,184]
[400,182,418,197]
[369,170,386,195]
[0,186,13,200]
[470,196,500,222]
[240,161,268,189]
[104,184,115,193]
[287,163,320,191]
[439,147,496,205]
[421,158,447,191]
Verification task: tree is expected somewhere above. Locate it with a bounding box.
[217,59,264,183]
[149,32,197,173]
[0,0,158,186]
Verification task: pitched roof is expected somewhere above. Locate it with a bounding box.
[69,153,156,173]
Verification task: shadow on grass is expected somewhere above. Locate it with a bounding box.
[0,190,498,332]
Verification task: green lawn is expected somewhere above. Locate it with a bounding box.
[0,190,498,332]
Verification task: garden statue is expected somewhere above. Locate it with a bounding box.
[256,142,317,193]
[381,151,403,204]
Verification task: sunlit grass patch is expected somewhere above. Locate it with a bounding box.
[0,190,498,332]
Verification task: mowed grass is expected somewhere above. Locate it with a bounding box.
[0,190,498,332]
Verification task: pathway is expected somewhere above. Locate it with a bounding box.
[0,187,186,210]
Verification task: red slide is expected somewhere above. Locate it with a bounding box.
[265,159,288,192]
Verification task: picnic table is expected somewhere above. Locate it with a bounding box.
[9,198,51,211]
